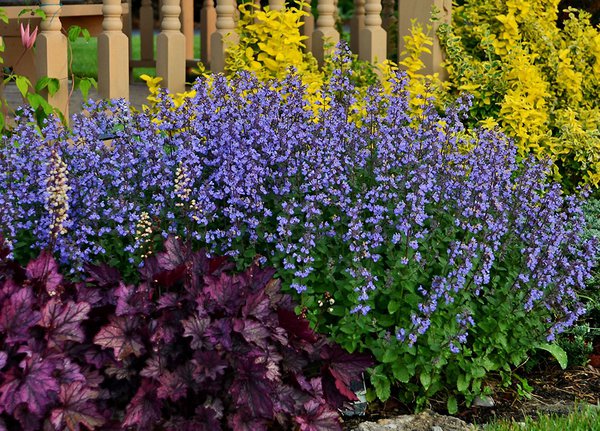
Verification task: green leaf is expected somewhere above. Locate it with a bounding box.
[419,372,431,390]
[391,361,411,383]
[456,373,469,392]
[447,396,458,414]
[82,28,91,41]
[388,300,401,314]
[371,372,391,401]
[15,75,31,98]
[68,26,82,42]
[35,77,60,96]
[381,348,397,363]
[34,9,47,19]
[535,343,568,370]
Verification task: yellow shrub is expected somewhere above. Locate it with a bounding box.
[437,0,600,189]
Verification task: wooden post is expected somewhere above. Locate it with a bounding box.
[36,0,69,117]
[398,0,451,77]
[301,0,314,53]
[201,0,217,67]
[182,0,195,59]
[157,0,186,93]
[269,0,284,12]
[98,0,130,100]
[359,0,386,63]
[350,0,365,54]
[140,0,154,62]
[382,0,396,56]
[312,0,339,66]
[211,0,238,73]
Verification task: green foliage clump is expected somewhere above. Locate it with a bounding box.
[438,0,600,189]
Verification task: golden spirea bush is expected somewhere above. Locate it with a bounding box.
[438,0,600,189]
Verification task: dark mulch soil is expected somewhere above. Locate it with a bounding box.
[342,340,600,430]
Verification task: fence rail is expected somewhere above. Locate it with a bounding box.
[0,0,450,116]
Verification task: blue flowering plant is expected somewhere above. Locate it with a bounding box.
[0,45,597,412]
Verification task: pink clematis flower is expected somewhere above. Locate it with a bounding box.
[20,23,38,50]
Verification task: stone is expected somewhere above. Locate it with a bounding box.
[353,410,477,431]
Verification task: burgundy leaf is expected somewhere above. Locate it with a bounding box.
[93,316,145,360]
[182,316,210,349]
[278,308,318,343]
[115,282,153,316]
[233,319,270,348]
[122,379,163,429]
[242,290,271,321]
[295,400,342,431]
[53,356,86,386]
[40,299,90,347]
[25,250,63,296]
[50,382,105,431]
[321,344,373,386]
[0,351,7,369]
[205,319,233,351]
[0,353,59,415]
[246,265,278,291]
[74,284,106,306]
[193,351,228,382]
[320,344,373,408]
[204,273,245,315]
[230,356,273,419]
[140,354,167,379]
[0,417,6,431]
[228,411,269,431]
[157,292,181,309]
[0,287,41,345]
[84,263,121,287]
[158,235,189,270]
[157,370,188,401]
[13,404,42,431]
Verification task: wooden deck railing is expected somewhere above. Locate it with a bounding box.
[0,0,451,115]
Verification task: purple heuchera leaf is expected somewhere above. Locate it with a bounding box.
[295,400,342,431]
[182,316,210,349]
[230,355,273,419]
[278,308,318,343]
[122,379,163,429]
[40,299,90,348]
[84,263,121,288]
[157,370,188,402]
[93,316,145,360]
[25,250,63,296]
[205,318,233,351]
[203,272,245,314]
[320,344,373,409]
[0,353,59,415]
[193,351,228,382]
[50,382,106,431]
[0,287,41,345]
[158,235,189,270]
[0,352,7,369]
[229,411,269,431]
[233,319,270,348]
[242,290,271,321]
[115,281,153,316]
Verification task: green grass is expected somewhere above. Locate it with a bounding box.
[70,33,201,82]
[483,405,600,431]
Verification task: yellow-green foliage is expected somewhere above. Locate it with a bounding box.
[438,0,600,188]
[225,2,324,96]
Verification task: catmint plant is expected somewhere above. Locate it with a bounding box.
[0,43,596,411]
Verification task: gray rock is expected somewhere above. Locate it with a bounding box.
[352,409,477,431]
[473,395,495,407]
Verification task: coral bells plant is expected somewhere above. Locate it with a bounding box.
[0,235,371,430]
[0,45,597,409]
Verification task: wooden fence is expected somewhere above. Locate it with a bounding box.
[0,0,451,116]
